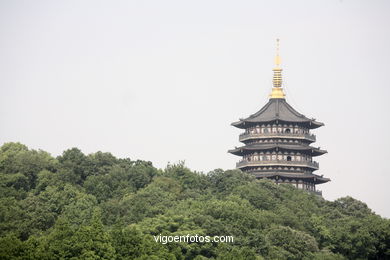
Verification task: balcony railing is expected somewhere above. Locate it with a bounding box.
[239,132,316,142]
[236,159,319,170]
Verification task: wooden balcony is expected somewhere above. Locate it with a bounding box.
[239,132,316,142]
[236,159,319,170]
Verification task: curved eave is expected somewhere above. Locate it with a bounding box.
[231,120,246,129]
[253,172,330,184]
[228,144,327,156]
[232,119,324,129]
[308,120,324,129]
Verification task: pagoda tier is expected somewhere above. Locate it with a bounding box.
[228,39,330,195]
[229,143,327,157]
[239,131,317,144]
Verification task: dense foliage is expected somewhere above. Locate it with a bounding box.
[0,142,389,259]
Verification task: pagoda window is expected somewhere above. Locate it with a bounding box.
[287,156,292,161]
[272,155,276,160]
[285,128,291,133]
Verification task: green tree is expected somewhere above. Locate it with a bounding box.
[0,234,26,260]
[0,142,57,190]
[70,209,116,259]
[57,147,89,185]
[265,225,319,260]
[111,225,175,260]
[208,169,253,195]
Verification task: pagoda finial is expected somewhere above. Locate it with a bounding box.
[275,38,281,66]
[270,38,286,99]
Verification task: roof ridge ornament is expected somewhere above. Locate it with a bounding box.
[270,38,286,99]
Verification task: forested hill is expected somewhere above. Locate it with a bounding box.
[0,142,389,260]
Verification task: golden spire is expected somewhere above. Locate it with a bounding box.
[270,38,286,99]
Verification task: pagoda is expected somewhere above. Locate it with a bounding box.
[228,40,330,195]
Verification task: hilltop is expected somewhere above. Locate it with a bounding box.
[0,142,389,259]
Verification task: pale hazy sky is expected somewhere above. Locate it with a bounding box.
[1,0,390,217]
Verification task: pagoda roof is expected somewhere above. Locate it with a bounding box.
[228,143,327,156]
[232,98,324,129]
[251,172,330,184]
